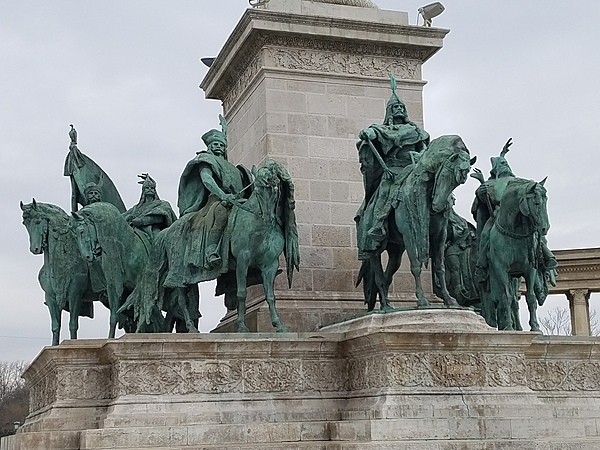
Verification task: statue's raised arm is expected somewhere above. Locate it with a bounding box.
[63,124,126,213]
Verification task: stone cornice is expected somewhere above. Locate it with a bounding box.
[550,247,600,294]
[201,8,448,101]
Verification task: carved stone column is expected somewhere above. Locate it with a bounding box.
[201,1,448,331]
[567,288,591,336]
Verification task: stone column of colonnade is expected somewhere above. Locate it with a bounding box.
[201,0,449,331]
[567,288,591,336]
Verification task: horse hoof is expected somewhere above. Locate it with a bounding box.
[275,325,289,333]
[237,325,250,333]
[380,305,395,313]
[444,297,460,308]
[416,299,430,308]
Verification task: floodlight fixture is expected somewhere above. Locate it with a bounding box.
[14,422,21,431]
[418,2,445,27]
[249,0,270,7]
[200,58,216,67]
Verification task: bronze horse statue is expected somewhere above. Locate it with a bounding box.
[21,200,98,345]
[120,159,299,333]
[70,202,149,338]
[485,178,550,331]
[357,135,475,310]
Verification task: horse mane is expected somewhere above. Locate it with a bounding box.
[80,202,130,278]
[253,159,300,286]
[22,202,69,220]
[417,135,468,174]
[22,203,70,235]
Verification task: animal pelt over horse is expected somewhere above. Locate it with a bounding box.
[21,200,97,346]
[486,177,550,331]
[357,135,475,310]
[121,159,300,333]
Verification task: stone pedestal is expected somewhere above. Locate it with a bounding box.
[6,310,600,449]
[201,1,449,331]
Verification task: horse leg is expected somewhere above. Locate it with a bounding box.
[510,278,523,331]
[177,287,199,333]
[262,261,288,332]
[107,285,123,339]
[368,254,389,311]
[235,260,250,333]
[524,272,540,331]
[489,260,513,331]
[381,247,403,312]
[68,297,81,340]
[47,295,61,346]
[430,216,459,308]
[403,244,429,307]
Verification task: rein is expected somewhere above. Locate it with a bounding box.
[495,190,541,239]
[495,219,535,239]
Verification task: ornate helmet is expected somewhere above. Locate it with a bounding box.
[383,73,408,125]
[138,173,156,189]
[201,129,227,148]
[201,114,228,150]
[137,173,158,202]
[489,138,515,179]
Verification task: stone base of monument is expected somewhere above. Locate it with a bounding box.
[6,309,600,450]
[212,288,428,333]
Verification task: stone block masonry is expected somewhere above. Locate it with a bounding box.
[200,2,450,331]
[6,310,600,449]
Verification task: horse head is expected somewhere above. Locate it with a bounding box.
[519,178,550,235]
[252,160,283,221]
[429,136,475,213]
[70,211,101,262]
[21,198,48,254]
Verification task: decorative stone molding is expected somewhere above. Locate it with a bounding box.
[267,47,419,78]
[28,368,57,412]
[310,0,377,7]
[220,33,424,111]
[527,360,600,391]
[115,359,347,395]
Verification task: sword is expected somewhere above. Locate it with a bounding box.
[364,139,393,178]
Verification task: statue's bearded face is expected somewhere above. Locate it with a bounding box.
[390,103,407,123]
[87,189,101,204]
[142,186,156,200]
[208,141,226,157]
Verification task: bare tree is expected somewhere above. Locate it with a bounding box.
[0,361,29,438]
[539,308,600,336]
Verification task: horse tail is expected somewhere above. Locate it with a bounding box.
[356,259,377,311]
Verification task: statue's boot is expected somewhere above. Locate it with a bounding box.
[204,244,222,270]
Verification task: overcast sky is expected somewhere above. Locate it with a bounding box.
[1,1,599,362]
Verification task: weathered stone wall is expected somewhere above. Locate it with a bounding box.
[6,310,600,449]
[201,3,448,331]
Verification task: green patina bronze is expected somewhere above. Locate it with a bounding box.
[70,201,149,337]
[119,115,299,333]
[123,173,177,248]
[64,125,126,213]
[355,74,475,311]
[470,140,557,331]
[20,200,99,345]
[444,197,479,310]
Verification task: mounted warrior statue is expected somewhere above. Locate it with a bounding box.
[471,139,557,330]
[355,74,474,311]
[120,115,299,333]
